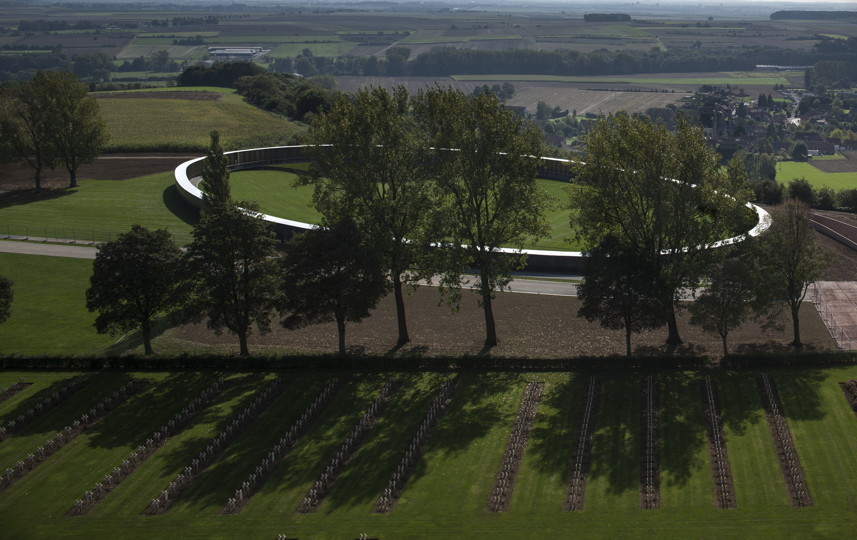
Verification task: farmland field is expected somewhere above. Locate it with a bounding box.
[777,161,857,191]
[0,368,856,538]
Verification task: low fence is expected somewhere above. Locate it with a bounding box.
[0,224,193,246]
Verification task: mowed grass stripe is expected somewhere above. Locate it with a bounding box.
[585,374,641,512]
[0,372,135,470]
[0,373,215,518]
[319,373,449,515]
[508,373,582,514]
[394,373,525,516]
[242,376,386,516]
[167,374,323,515]
[718,373,788,509]
[774,368,857,507]
[91,372,274,516]
[659,373,714,510]
[0,373,87,423]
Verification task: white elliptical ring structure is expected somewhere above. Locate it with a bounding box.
[174,145,771,272]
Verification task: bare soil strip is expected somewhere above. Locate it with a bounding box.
[0,380,142,493]
[700,376,737,509]
[375,378,458,514]
[564,376,599,511]
[639,376,660,510]
[146,377,285,515]
[488,381,544,512]
[838,380,857,417]
[756,374,813,508]
[0,376,89,442]
[224,378,342,514]
[297,379,400,514]
[70,377,227,516]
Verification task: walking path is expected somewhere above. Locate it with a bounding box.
[0,239,97,260]
[810,282,857,350]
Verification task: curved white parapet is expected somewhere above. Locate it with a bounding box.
[174,145,771,271]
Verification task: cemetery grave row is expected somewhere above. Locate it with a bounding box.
[0,370,855,519]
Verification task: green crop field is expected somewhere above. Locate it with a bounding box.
[0,368,856,538]
[452,73,792,87]
[95,88,305,152]
[777,161,857,191]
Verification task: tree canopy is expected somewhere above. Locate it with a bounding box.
[278,218,388,355]
[570,114,752,347]
[414,86,549,348]
[85,225,184,355]
[303,86,432,348]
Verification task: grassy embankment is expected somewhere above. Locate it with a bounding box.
[0,368,855,538]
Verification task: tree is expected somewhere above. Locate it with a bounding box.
[0,74,56,192]
[187,133,279,356]
[0,276,12,326]
[577,236,661,357]
[279,219,388,355]
[689,254,757,355]
[754,199,830,347]
[791,141,808,161]
[200,130,231,205]
[42,70,108,188]
[303,86,433,348]
[570,114,752,347]
[0,70,107,190]
[86,225,184,355]
[787,177,815,205]
[414,87,549,348]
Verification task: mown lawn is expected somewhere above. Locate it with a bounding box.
[0,368,855,538]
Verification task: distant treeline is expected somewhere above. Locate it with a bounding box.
[770,11,857,21]
[583,14,631,22]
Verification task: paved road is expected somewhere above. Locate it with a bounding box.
[0,240,581,295]
[0,240,97,259]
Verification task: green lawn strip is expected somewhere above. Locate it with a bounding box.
[165,374,323,515]
[717,373,789,509]
[317,373,447,516]
[773,367,857,507]
[230,169,321,224]
[0,172,196,244]
[91,372,274,516]
[777,161,857,190]
[0,372,79,420]
[394,373,525,516]
[585,373,641,512]
[0,373,215,518]
[0,372,134,470]
[507,373,580,513]
[0,254,114,356]
[230,375,385,516]
[658,372,714,510]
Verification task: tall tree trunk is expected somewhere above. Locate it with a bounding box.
[721,333,728,357]
[392,273,409,347]
[142,318,154,355]
[34,167,42,193]
[238,330,249,356]
[791,303,802,348]
[625,325,632,358]
[68,168,77,189]
[481,279,497,348]
[336,312,346,355]
[665,300,682,348]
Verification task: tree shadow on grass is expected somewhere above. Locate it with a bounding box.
[658,372,707,489]
[147,374,268,486]
[0,186,77,209]
[162,185,199,228]
[105,312,185,356]
[84,372,218,450]
[587,373,640,497]
[0,374,92,428]
[525,374,580,480]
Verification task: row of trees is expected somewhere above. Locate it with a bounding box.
[0,70,108,191]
